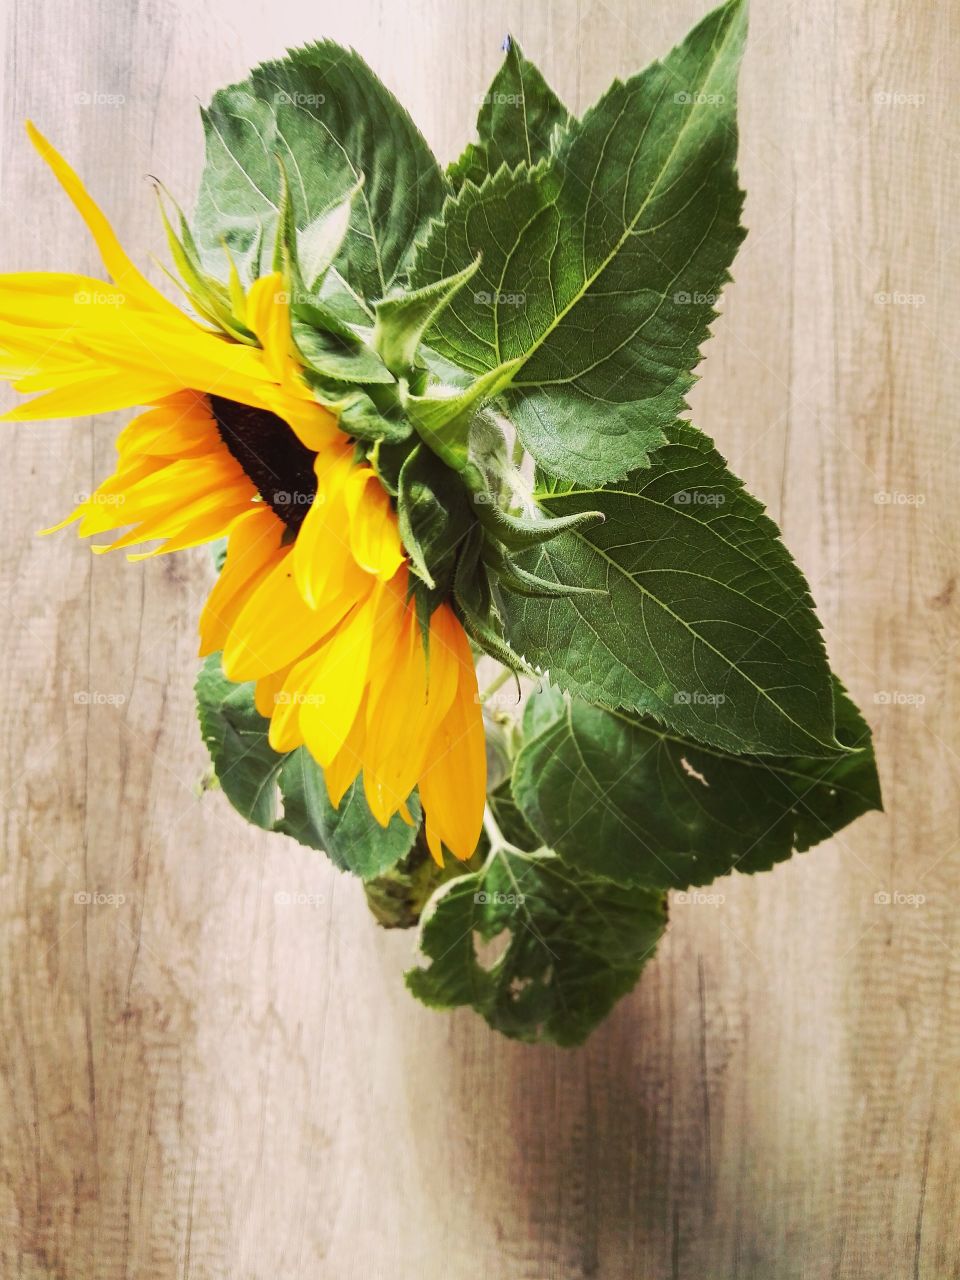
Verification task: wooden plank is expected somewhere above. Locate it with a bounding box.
[0,0,957,1276]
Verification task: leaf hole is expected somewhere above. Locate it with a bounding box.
[473,928,510,970]
[680,756,710,787]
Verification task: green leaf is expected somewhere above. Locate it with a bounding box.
[276,748,422,878]
[407,847,667,1045]
[487,780,539,851]
[195,654,417,877]
[512,682,882,891]
[373,258,481,376]
[196,652,284,827]
[195,41,446,299]
[447,37,572,188]
[499,420,842,757]
[411,0,747,484]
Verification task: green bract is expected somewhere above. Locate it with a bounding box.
[194,0,883,1045]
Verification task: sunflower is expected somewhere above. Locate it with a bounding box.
[0,124,486,864]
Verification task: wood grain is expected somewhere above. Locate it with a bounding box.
[1,0,958,1276]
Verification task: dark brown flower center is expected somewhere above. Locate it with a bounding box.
[209,394,318,533]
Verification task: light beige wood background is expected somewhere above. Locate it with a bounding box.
[1,0,958,1276]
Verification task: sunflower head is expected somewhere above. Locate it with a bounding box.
[0,124,601,868]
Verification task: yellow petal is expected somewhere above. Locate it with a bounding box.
[246,273,296,385]
[295,591,379,767]
[223,548,367,682]
[199,506,286,656]
[25,122,185,323]
[418,616,485,862]
[292,446,359,608]
[324,694,368,809]
[343,466,405,581]
[1,369,181,421]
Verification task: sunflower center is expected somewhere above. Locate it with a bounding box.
[209,395,317,533]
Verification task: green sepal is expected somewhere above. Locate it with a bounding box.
[372,258,482,376]
[364,831,483,929]
[271,155,298,276]
[404,361,519,472]
[396,444,473,591]
[453,529,530,672]
[292,319,395,385]
[483,542,606,599]
[292,295,368,346]
[310,386,411,445]
[155,185,254,342]
[473,494,605,550]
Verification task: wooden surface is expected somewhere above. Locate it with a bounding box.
[1,1,958,1276]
